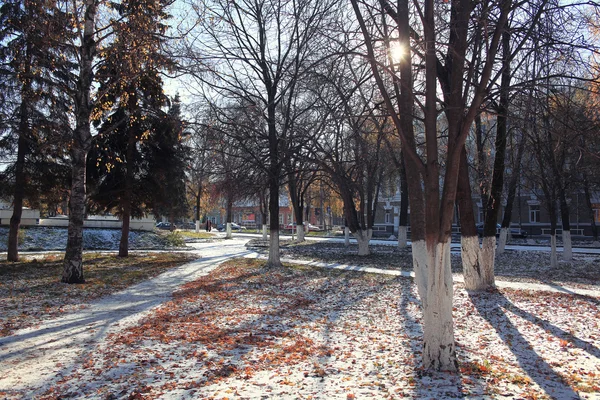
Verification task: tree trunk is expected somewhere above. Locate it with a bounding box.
[262,224,268,240]
[353,229,372,255]
[195,192,201,233]
[8,73,31,262]
[550,233,557,268]
[344,226,350,247]
[499,132,526,254]
[62,0,97,284]
[457,147,492,291]
[119,130,136,257]
[267,159,281,267]
[559,192,572,261]
[225,197,233,239]
[562,230,572,261]
[398,151,409,249]
[497,227,508,254]
[422,239,458,371]
[397,226,408,249]
[583,174,598,243]
[62,146,88,284]
[296,224,305,242]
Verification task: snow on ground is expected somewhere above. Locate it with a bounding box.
[0,226,171,252]
[0,237,599,399]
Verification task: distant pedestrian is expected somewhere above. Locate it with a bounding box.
[207,220,212,232]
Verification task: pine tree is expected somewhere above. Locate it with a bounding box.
[0,0,72,261]
[143,96,189,227]
[88,0,173,257]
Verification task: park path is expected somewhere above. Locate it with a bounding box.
[1,235,599,397]
[0,238,254,397]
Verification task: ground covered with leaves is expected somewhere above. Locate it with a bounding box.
[35,258,599,400]
[0,252,198,337]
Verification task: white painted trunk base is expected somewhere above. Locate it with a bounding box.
[550,234,557,268]
[195,220,200,233]
[262,225,268,241]
[480,236,496,286]
[411,240,428,305]
[226,222,232,239]
[461,235,495,291]
[497,227,508,254]
[296,225,305,242]
[353,229,372,255]
[268,230,281,267]
[562,230,572,261]
[422,239,457,371]
[397,226,408,249]
[344,227,350,247]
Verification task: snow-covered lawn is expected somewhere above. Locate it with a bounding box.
[25,258,599,400]
[0,226,175,252]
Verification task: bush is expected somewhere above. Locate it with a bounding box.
[164,231,185,247]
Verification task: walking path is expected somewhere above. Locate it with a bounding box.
[1,236,599,397]
[0,238,254,396]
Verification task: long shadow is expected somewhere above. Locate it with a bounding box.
[52,259,414,398]
[469,290,583,399]
[0,248,255,396]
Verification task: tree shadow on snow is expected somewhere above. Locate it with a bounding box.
[469,289,589,399]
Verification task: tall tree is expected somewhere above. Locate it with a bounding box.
[351,0,512,370]
[183,0,335,266]
[0,0,71,261]
[89,0,173,257]
[143,97,189,227]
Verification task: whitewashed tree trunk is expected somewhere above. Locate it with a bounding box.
[397,226,408,249]
[344,227,350,247]
[479,236,496,286]
[562,230,572,261]
[195,220,200,233]
[296,225,305,242]
[262,225,268,240]
[226,222,232,239]
[353,229,372,255]
[268,230,281,266]
[497,227,508,254]
[411,240,428,301]
[422,239,457,371]
[550,234,557,268]
[461,235,481,291]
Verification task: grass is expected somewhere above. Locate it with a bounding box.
[0,252,198,337]
[177,231,218,240]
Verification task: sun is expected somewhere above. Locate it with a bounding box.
[389,41,405,64]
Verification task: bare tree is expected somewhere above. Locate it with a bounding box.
[351,0,512,370]
[182,0,335,266]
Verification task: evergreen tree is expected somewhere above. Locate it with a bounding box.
[88,0,173,256]
[143,96,189,227]
[0,0,72,261]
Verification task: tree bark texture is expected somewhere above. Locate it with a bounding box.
[62,0,97,283]
[8,58,32,262]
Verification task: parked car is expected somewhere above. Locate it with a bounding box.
[183,222,196,230]
[476,223,527,238]
[285,222,321,232]
[217,222,247,232]
[156,222,176,230]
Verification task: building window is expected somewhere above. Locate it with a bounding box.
[529,204,540,223]
[385,210,391,224]
[593,204,600,223]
